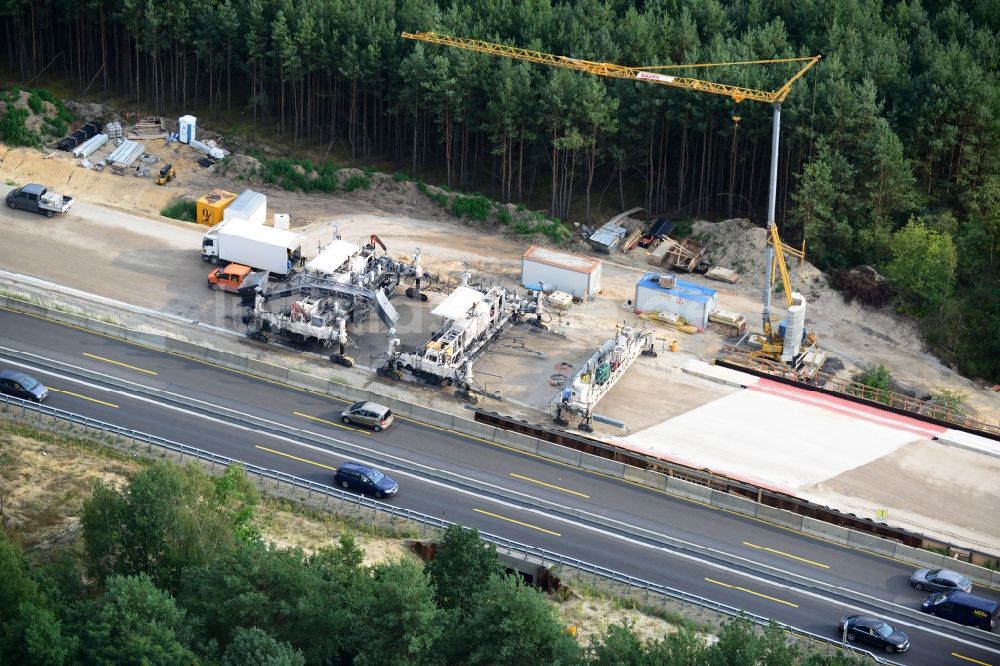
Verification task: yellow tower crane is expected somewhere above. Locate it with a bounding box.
[401,31,821,360]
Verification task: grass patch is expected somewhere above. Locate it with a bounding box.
[417,181,449,207]
[450,194,491,221]
[161,198,197,222]
[342,173,371,192]
[261,157,344,193]
[0,107,40,147]
[673,217,695,238]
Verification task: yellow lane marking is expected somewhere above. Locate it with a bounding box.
[293,410,367,434]
[49,388,118,408]
[704,577,799,608]
[474,508,561,537]
[510,472,590,498]
[743,541,830,569]
[83,352,158,376]
[952,654,992,666]
[255,445,338,471]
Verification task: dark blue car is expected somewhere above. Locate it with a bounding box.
[334,462,398,499]
[0,369,48,402]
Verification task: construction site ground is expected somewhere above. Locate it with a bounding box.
[2,142,998,555]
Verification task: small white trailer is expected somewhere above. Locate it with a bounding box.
[521,245,602,300]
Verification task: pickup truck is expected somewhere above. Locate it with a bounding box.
[5,183,74,217]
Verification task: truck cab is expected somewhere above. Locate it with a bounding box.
[6,183,74,217]
[208,263,253,293]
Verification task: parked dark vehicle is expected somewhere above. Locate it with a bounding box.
[341,401,393,431]
[910,567,972,593]
[333,462,398,499]
[922,591,999,631]
[6,183,74,217]
[0,369,49,402]
[837,615,910,654]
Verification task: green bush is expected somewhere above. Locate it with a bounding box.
[0,108,40,147]
[34,88,56,104]
[847,364,894,404]
[416,181,449,207]
[342,173,371,192]
[673,217,695,238]
[43,117,67,138]
[450,195,491,221]
[27,92,42,115]
[261,158,342,193]
[160,198,197,223]
[541,221,571,243]
[497,207,512,226]
[393,171,413,182]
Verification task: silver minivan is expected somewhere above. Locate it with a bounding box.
[341,401,394,431]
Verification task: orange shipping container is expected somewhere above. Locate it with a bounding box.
[196,189,237,226]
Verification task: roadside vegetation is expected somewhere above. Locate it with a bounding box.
[160,198,198,223]
[0,422,868,665]
[0,86,74,147]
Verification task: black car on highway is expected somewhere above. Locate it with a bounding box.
[837,614,910,654]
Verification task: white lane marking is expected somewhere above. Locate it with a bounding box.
[3,351,997,654]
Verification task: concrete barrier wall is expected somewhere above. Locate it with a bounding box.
[381,396,417,419]
[287,368,330,393]
[754,504,804,531]
[800,516,852,546]
[407,404,455,430]
[579,453,626,478]
[665,477,712,503]
[166,338,209,361]
[891,543,944,569]
[709,489,758,518]
[847,530,899,558]
[207,347,246,372]
[491,429,539,455]
[623,466,668,491]
[536,440,583,467]
[127,331,168,351]
[246,358,287,384]
[4,295,998,587]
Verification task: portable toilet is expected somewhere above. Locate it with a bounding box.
[178,115,197,144]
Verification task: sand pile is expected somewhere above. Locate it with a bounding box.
[695,217,828,295]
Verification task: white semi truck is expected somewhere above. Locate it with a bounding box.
[202,218,303,277]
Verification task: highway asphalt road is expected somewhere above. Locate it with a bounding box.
[1,308,998,666]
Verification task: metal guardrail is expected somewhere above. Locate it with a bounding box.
[0,392,902,664]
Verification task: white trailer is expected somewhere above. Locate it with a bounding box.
[202,219,303,276]
[521,245,603,299]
